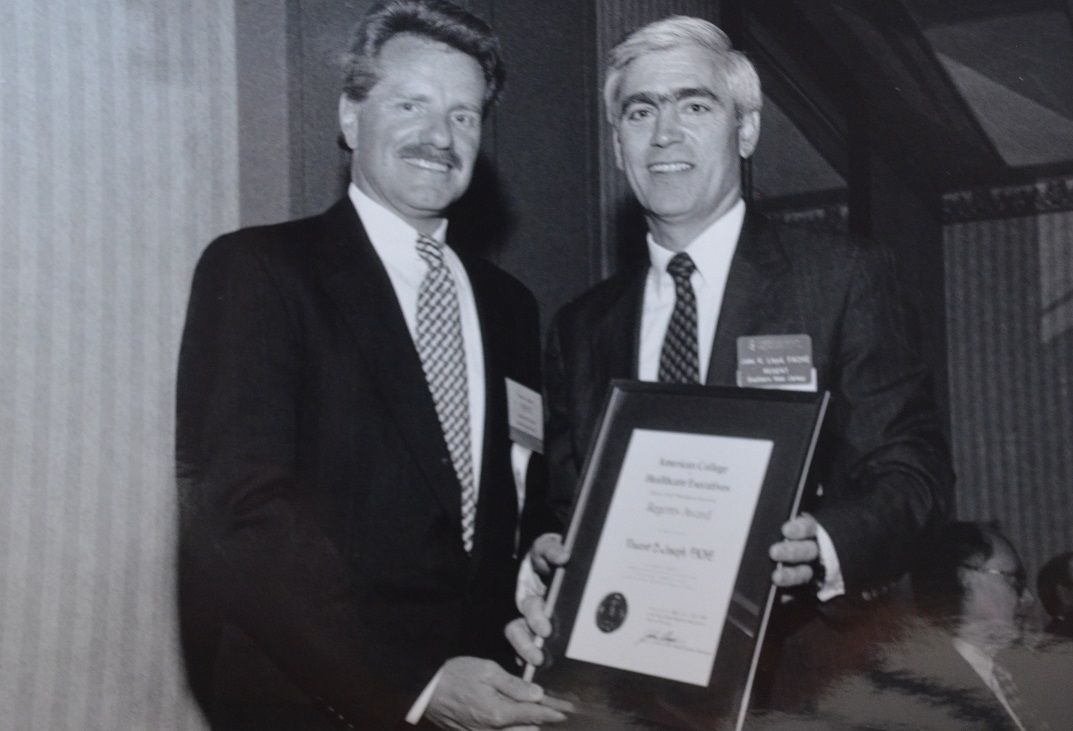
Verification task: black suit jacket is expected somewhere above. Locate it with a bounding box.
[537,214,953,592]
[176,198,541,728]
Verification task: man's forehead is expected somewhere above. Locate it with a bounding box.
[621,86,720,107]
[369,35,486,103]
[617,46,727,100]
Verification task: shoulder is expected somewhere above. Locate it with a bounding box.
[463,257,538,314]
[551,268,643,332]
[193,202,358,291]
[198,208,336,271]
[753,215,887,270]
[747,217,901,308]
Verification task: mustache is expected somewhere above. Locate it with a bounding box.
[398,144,461,170]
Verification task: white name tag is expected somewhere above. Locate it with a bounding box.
[736,334,818,392]
[506,378,544,454]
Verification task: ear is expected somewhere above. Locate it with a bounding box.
[612,126,625,171]
[737,110,760,159]
[339,95,360,151]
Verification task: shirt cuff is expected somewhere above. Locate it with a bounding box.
[405,667,444,725]
[814,523,846,602]
[515,552,548,613]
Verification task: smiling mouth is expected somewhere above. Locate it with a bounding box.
[403,157,453,173]
[649,162,693,173]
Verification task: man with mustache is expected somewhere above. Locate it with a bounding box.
[176,1,567,728]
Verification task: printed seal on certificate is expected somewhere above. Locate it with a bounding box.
[526,381,829,731]
[595,592,627,633]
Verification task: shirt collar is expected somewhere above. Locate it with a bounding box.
[348,182,448,269]
[953,636,995,683]
[646,199,746,295]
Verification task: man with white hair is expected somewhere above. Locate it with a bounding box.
[511,14,953,713]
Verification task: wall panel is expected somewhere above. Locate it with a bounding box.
[945,210,1073,579]
[0,0,239,728]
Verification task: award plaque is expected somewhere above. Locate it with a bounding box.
[527,381,829,730]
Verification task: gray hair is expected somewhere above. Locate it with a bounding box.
[603,15,761,124]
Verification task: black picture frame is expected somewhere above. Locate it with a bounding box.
[529,381,829,730]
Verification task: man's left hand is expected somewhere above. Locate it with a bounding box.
[769,514,821,588]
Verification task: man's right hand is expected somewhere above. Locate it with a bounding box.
[424,657,570,731]
[505,595,552,669]
[528,533,570,579]
[506,533,570,667]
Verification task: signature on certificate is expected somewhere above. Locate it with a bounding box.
[638,628,681,646]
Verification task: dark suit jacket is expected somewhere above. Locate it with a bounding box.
[176,198,541,728]
[537,214,953,593]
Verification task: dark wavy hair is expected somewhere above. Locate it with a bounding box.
[911,521,1002,626]
[342,0,505,114]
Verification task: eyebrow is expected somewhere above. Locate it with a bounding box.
[619,87,720,116]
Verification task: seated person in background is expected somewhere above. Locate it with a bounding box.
[813,521,1058,731]
[1037,551,1073,638]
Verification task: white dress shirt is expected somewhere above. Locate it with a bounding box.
[638,199,745,382]
[349,184,483,724]
[349,183,485,494]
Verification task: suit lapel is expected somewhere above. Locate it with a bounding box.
[317,200,462,525]
[462,258,508,564]
[706,214,792,386]
[593,269,646,384]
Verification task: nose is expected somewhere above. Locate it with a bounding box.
[652,106,683,148]
[422,114,453,149]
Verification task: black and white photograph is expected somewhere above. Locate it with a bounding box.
[1,1,1072,729]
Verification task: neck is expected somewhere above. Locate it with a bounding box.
[645,193,743,253]
[411,217,445,236]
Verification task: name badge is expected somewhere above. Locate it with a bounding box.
[736,334,817,392]
[506,378,544,454]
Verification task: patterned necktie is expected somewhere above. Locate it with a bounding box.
[658,252,700,384]
[415,234,476,553]
[991,662,1049,731]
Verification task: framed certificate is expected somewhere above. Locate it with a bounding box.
[528,381,829,730]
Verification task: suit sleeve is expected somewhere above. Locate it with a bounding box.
[176,238,432,725]
[811,244,954,592]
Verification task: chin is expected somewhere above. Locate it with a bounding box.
[403,188,458,213]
